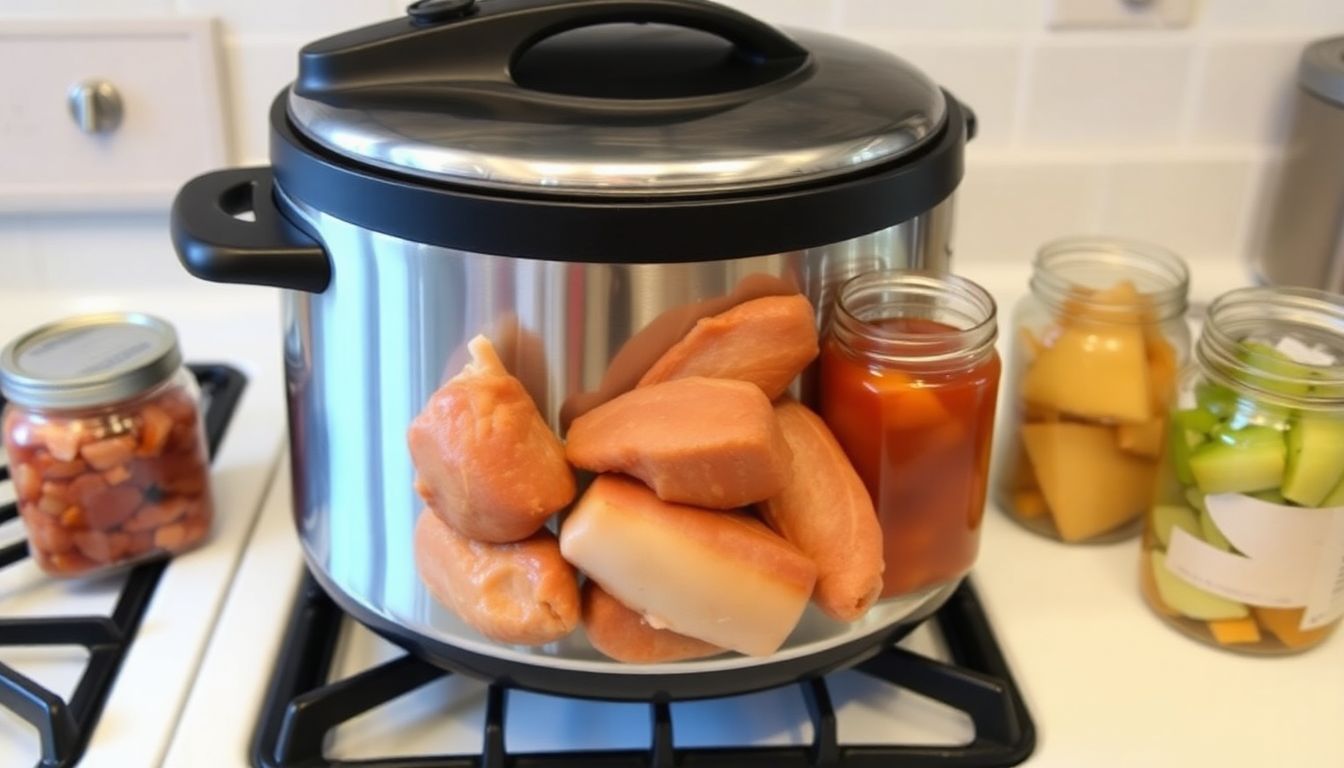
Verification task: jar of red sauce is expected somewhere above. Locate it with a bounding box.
[820,270,1000,600]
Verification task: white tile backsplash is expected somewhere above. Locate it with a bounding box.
[1191,37,1307,146]
[0,0,171,15]
[0,221,42,288]
[1239,153,1288,268]
[720,0,838,30]
[1098,155,1255,261]
[173,0,389,38]
[1020,40,1192,146]
[956,153,1107,262]
[838,0,1040,31]
[2,0,1341,289]
[13,211,200,291]
[865,37,1023,146]
[225,38,303,163]
[1198,0,1344,31]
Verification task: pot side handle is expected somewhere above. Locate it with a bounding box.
[171,167,331,293]
[960,98,978,143]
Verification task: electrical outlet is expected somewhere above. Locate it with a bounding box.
[1047,0,1195,29]
[0,19,227,213]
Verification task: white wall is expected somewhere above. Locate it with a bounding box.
[2,0,1342,291]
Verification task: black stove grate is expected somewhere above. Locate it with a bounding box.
[253,575,1035,768]
[0,364,247,768]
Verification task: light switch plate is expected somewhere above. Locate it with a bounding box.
[1047,0,1195,29]
[0,19,227,213]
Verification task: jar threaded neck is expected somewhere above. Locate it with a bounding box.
[1029,237,1189,322]
[1197,286,1344,410]
[830,270,997,371]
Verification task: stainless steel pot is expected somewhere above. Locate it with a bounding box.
[171,0,976,699]
[1253,36,1344,291]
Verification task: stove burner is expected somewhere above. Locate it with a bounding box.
[0,365,247,768]
[253,576,1035,767]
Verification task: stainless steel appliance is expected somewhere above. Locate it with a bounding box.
[1254,36,1344,291]
[170,0,977,697]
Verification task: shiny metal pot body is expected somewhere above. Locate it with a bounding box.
[1253,37,1344,291]
[280,187,956,644]
[169,0,976,698]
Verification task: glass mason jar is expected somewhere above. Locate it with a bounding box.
[995,238,1191,543]
[820,270,1000,601]
[1141,287,1344,653]
[1,313,213,578]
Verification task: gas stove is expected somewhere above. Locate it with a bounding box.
[249,573,1032,767]
[168,454,1033,768]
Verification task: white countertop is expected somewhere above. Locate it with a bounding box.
[977,503,1344,766]
[970,259,1344,767]
[4,260,1342,767]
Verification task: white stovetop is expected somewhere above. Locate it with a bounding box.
[0,288,288,768]
[2,262,1342,767]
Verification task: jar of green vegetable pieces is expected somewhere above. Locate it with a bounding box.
[1142,286,1344,653]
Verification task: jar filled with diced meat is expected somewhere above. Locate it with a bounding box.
[1,313,212,577]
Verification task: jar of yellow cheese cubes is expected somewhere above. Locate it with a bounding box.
[995,238,1190,543]
[1142,287,1344,653]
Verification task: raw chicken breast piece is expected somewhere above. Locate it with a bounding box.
[564,377,792,509]
[638,294,819,400]
[408,335,575,543]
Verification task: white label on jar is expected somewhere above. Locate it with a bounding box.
[1303,513,1344,630]
[1166,494,1344,630]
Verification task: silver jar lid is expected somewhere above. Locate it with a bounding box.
[285,8,947,196]
[0,313,182,410]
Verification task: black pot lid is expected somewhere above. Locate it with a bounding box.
[284,0,947,197]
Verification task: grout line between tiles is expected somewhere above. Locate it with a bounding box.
[1007,0,1051,149]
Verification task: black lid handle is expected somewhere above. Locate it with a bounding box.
[295,0,809,110]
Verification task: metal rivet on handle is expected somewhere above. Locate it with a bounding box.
[66,79,123,135]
